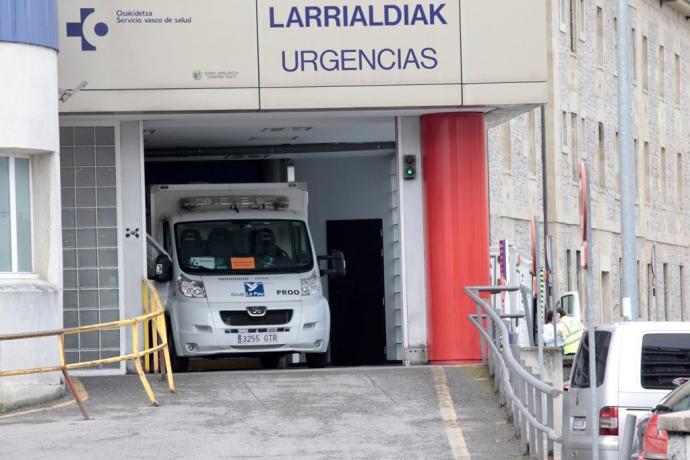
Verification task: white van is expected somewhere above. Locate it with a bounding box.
[562,322,690,459]
[147,183,345,371]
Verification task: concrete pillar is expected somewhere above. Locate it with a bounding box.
[421,113,490,363]
[0,0,63,410]
[119,121,146,371]
[396,117,429,365]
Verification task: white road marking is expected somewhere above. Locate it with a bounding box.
[432,366,472,459]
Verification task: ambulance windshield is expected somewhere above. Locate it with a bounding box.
[175,219,313,274]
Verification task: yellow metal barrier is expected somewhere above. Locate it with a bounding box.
[0,279,175,419]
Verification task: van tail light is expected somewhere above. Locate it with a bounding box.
[599,406,619,436]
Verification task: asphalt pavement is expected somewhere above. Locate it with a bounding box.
[1,364,523,459]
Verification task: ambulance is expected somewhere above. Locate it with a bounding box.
[147,183,345,371]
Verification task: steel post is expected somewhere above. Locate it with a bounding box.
[584,165,600,459]
[617,0,638,319]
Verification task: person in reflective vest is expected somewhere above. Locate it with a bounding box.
[543,310,564,349]
[558,308,584,355]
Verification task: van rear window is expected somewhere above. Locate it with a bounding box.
[571,331,611,388]
[641,334,690,390]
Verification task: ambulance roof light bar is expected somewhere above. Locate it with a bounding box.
[179,195,290,212]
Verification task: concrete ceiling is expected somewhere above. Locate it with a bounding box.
[142,115,396,149]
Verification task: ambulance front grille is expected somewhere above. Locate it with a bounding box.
[220,309,293,326]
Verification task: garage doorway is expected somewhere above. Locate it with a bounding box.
[327,219,387,366]
[139,115,401,368]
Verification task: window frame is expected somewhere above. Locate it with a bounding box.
[0,154,35,276]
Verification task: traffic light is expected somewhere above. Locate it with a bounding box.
[403,155,416,180]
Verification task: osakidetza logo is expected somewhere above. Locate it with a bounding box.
[66,8,109,51]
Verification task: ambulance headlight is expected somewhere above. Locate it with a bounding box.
[177,275,206,298]
[301,272,322,296]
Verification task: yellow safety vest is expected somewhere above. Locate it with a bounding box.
[559,316,584,355]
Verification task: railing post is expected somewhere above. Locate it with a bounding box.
[477,304,486,365]
[142,280,150,372]
[151,285,176,393]
[527,385,537,458]
[547,393,555,459]
[519,377,529,455]
[57,333,89,420]
[131,318,158,406]
[535,389,544,460]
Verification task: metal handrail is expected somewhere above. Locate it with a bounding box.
[466,286,560,398]
[0,279,175,419]
[465,285,563,458]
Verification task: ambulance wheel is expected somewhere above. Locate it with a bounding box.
[169,346,189,373]
[165,317,189,373]
[306,352,329,368]
[259,354,284,369]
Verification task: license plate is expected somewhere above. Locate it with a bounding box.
[234,333,281,345]
[572,417,587,431]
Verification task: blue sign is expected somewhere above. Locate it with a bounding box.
[244,282,265,297]
[66,8,109,51]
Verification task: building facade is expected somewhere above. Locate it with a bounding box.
[0,0,552,409]
[489,0,690,324]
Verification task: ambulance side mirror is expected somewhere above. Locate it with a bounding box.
[152,254,173,283]
[318,250,346,278]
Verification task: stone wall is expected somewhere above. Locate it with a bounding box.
[489,0,690,324]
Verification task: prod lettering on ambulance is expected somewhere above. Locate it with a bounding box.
[269,3,449,73]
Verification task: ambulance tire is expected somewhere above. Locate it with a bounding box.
[165,316,189,373]
[306,352,329,368]
[259,354,284,369]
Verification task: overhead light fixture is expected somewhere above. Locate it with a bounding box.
[261,127,313,133]
[143,129,156,136]
[247,136,298,143]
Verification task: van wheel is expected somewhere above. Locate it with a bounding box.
[306,352,329,368]
[169,345,190,373]
[259,354,284,369]
[165,317,189,373]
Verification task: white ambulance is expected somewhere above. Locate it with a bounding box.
[147,183,345,371]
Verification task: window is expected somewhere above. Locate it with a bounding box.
[631,28,637,84]
[641,334,690,389]
[644,141,650,204]
[574,117,585,182]
[601,271,612,323]
[674,54,680,105]
[638,260,642,319]
[0,155,33,273]
[578,0,585,39]
[634,139,639,203]
[642,35,649,91]
[562,111,569,153]
[175,220,314,275]
[661,147,667,203]
[528,111,537,176]
[571,113,579,178]
[647,263,654,320]
[569,0,577,52]
[616,132,621,196]
[659,45,665,99]
[576,250,583,295]
[566,249,572,291]
[681,266,686,321]
[598,122,605,188]
[613,17,618,73]
[678,152,683,207]
[596,7,604,67]
[502,122,512,170]
[571,331,612,388]
[663,263,669,320]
